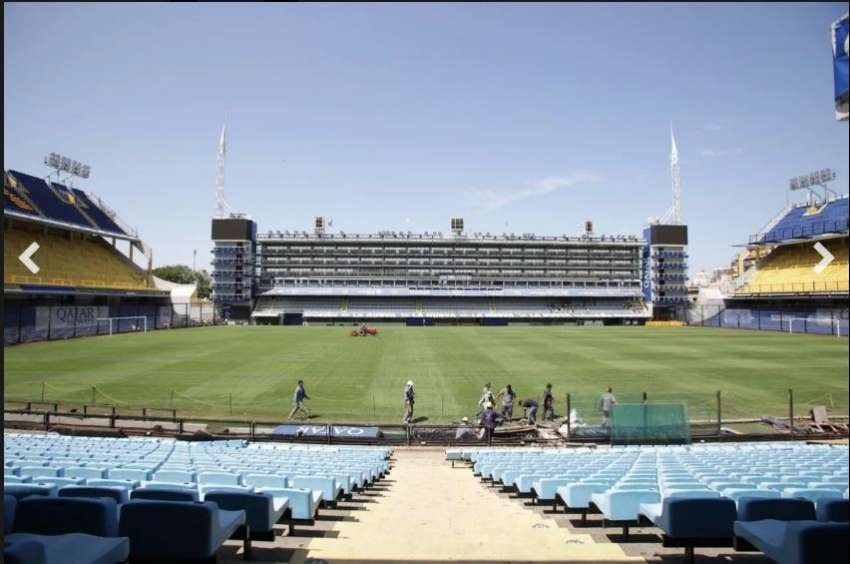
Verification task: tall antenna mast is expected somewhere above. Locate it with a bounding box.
[669,123,682,224]
[659,123,683,224]
[214,124,229,218]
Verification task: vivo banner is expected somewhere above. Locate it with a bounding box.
[833,12,849,120]
[272,425,382,439]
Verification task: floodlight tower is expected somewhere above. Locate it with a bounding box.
[660,124,682,225]
[643,125,689,321]
[214,124,229,218]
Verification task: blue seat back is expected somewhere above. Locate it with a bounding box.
[204,491,272,532]
[119,500,217,559]
[13,497,118,537]
[786,521,850,564]
[3,484,54,501]
[58,486,127,505]
[4,494,16,534]
[659,497,737,538]
[738,497,816,521]
[817,499,849,523]
[131,488,199,502]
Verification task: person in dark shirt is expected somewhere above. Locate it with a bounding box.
[287,380,310,420]
[521,398,538,425]
[542,383,554,421]
[480,402,497,443]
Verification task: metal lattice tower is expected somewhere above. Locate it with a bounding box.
[661,123,683,224]
[214,124,229,218]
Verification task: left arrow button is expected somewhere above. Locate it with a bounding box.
[19,242,41,274]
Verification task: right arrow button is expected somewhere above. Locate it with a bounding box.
[813,241,834,274]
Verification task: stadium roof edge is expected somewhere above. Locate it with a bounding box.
[6,211,140,242]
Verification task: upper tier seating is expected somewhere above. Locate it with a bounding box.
[4,224,152,290]
[739,238,849,295]
[757,197,849,243]
[5,170,127,235]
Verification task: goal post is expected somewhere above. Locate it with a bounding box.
[787,317,842,337]
[96,316,148,336]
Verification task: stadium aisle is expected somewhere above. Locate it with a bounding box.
[288,448,642,563]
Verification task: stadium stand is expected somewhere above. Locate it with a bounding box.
[4,168,188,345]
[738,238,848,295]
[4,223,152,290]
[5,170,128,235]
[752,196,849,244]
[449,442,849,561]
[214,215,651,323]
[691,193,849,334]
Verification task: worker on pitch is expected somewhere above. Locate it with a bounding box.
[496,384,516,421]
[403,380,415,424]
[288,379,311,420]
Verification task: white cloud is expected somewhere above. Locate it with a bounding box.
[700,147,743,158]
[469,172,601,211]
[704,122,724,132]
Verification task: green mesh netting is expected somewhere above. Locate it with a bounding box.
[610,403,690,444]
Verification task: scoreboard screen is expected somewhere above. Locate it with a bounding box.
[648,225,688,246]
[212,218,256,241]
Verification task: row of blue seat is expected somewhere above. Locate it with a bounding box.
[458,443,848,563]
[5,432,393,563]
[4,494,248,563]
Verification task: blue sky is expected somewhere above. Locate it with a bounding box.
[5,2,848,274]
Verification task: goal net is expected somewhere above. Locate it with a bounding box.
[786,317,843,337]
[96,316,148,336]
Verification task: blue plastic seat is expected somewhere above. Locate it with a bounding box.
[733,519,849,564]
[64,467,106,480]
[738,497,816,521]
[243,473,288,489]
[58,485,130,505]
[119,500,246,561]
[290,476,341,506]
[654,497,737,558]
[12,497,119,537]
[131,487,200,502]
[255,487,320,521]
[817,498,849,522]
[4,494,16,534]
[205,490,290,540]
[4,533,129,564]
[4,484,57,500]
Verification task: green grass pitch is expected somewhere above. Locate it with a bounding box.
[4,326,848,424]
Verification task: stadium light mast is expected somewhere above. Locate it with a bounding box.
[214,124,229,218]
[660,123,683,225]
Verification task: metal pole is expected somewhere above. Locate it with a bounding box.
[170,390,175,410]
[566,393,571,437]
[716,390,722,436]
[91,386,96,405]
[47,305,53,341]
[788,389,794,436]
